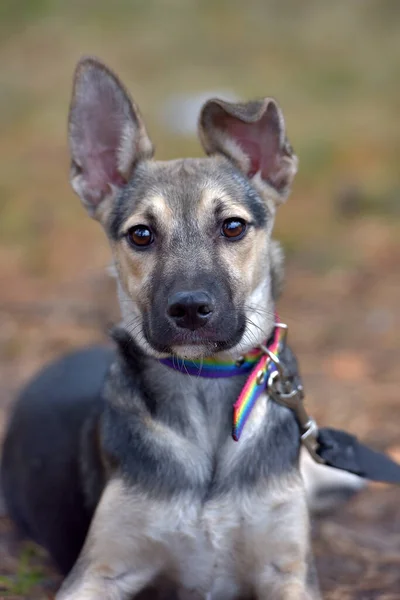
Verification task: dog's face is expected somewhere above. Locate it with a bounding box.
[68,58,297,359]
[107,158,276,359]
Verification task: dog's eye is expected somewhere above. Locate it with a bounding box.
[221,218,247,240]
[126,225,154,248]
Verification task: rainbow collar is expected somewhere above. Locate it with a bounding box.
[159,319,287,441]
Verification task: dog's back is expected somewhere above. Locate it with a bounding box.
[1,346,112,574]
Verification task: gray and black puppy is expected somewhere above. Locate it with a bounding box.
[1,58,362,600]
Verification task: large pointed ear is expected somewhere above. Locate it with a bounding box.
[68,57,154,219]
[198,98,297,203]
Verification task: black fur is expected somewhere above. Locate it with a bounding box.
[1,346,113,574]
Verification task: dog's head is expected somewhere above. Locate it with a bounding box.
[68,57,297,359]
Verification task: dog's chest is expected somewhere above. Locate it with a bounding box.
[101,373,303,596]
[98,470,306,599]
[149,378,271,490]
[154,486,288,594]
[104,370,298,497]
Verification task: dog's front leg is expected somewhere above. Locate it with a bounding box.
[256,580,316,600]
[56,568,157,600]
[56,479,163,600]
[255,564,320,600]
[249,489,321,600]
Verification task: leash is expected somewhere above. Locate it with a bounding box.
[247,319,400,484]
[160,318,400,484]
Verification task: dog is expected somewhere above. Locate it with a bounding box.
[1,57,364,599]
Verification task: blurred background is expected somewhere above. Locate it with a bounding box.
[0,0,399,598]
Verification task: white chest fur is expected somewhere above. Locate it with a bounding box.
[70,472,309,600]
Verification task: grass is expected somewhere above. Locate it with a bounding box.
[0,544,44,596]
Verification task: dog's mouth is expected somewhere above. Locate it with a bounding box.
[143,317,247,359]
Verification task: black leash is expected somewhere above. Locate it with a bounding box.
[317,428,400,484]
[266,328,400,485]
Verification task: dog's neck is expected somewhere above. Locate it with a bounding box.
[108,325,248,450]
[109,295,278,438]
[107,318,294,453]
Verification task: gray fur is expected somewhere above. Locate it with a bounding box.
[100,332,301,500]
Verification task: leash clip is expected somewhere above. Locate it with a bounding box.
[264,324,326,464]
[268,373,325,464]
[300,418,325,464]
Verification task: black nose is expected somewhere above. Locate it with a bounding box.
[167,290,214,330]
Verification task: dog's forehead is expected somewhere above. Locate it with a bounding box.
[108,157,268,238]
[136,157,253,210]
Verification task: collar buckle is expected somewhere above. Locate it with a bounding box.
[235,356,245,367]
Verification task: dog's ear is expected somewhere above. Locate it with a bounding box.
[68,57,154,219]
[198,98,297,203]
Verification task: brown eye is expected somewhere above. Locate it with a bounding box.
[221,218,247,240]
[127,225,154,248]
